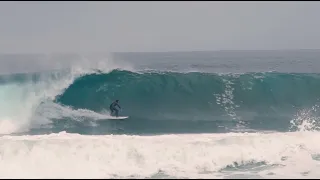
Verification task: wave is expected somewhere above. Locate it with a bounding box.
[1,67,320,135]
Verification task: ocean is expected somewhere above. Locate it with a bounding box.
[1,50,320,178]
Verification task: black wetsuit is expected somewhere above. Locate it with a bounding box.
[109,101,121,117]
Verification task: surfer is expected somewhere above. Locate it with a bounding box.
[109,100,121,117]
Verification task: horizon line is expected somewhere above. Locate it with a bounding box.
[1,48,320,55]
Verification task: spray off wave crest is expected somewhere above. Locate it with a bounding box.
[0,58,134,135]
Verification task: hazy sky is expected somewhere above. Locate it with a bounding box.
[1,1,320,53]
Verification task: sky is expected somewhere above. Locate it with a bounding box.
[1,1,320,53]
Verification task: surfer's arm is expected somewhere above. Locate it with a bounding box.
[116,104,121,109]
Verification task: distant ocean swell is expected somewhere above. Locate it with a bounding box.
[1,69,320,135]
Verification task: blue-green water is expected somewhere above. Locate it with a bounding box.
[1,50,320,178]
[49,70,320,135]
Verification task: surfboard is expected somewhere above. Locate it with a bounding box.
[93,116,128,121]
[108,116,128,120]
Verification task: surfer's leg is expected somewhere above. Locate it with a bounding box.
[115,109,119,117]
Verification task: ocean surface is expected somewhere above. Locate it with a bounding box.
[1,50,320,178]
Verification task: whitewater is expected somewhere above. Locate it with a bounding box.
[1,50,320,178]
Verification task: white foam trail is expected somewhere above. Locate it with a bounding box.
[35,102,112,123]
[0,57,134,134]
[0,132,320,178]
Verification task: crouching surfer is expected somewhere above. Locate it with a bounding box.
[109,100,121,117]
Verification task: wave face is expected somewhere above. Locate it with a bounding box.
[54,70,320,134]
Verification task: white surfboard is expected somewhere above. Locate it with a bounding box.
[93,116,128,121]
[108,116,129,120]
